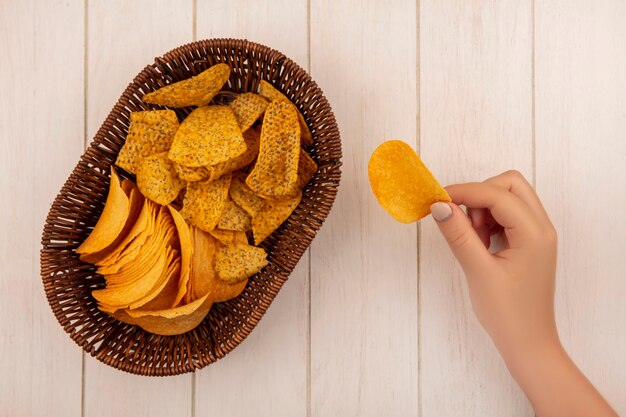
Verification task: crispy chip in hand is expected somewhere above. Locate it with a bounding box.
[246,99,300,198]
[368,140,450,223]
[136,152,186,205]
[168,106,246,167]
[142,63,230,108]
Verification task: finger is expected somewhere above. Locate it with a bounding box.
[484,170,554,229]
[445,182,544,248]
[467,208,490,248]
[475,224,491,248]
[467,208,487,228]
[430,202,494,277]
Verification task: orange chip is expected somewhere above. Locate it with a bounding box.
[124,294,213,336]
[191,229,247,302]
[136,152,186,205]
[368,140,450,223]
[77,169,129,256]
[128,258,181,310]
[80,181,145,264]
[91,247,174,309]
[230,93,269,132]
[209,228,236,245]
[218,199,251,232]
[246,99,300,198]
[116,110,179,174]
[142,63,230,108]
[94,200,157,268]
[229,174,265,217]
[293,148,317,191]
[259,80,313,147]
[168,206,194,307]
[174,163,209,182]
[180,175,232,232]
[205,127,261,181]
[168,106,246,168]
[214,242,268,284]
[251,191,301,245]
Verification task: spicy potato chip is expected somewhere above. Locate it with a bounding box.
[142,63,230,108]
[168,206,193,307]
[77,169,130,256]
[98,207,175,281]
[174,163,209,182]
[230,93,269,132]
[94,200,157,268]
[191,229,247,302]
[229,174,265,217]
[136,152,186,205]
[204,127,261,181]
[128,259,181,310]
[124,294,213,336]
[180,174,232,232]
[214,242,268,283]
[251,191,302,245]
[91,248,172,309]
[80,181,145,264]
[168,106,246,168]
[368,140,450,223]
[246,99,300,198]
[209,228,236,245]
[292,148,317,192]
[217,199,251,232]
[259,80,313,147]
[116,110,179,174]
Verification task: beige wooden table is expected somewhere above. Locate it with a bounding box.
[1,1,625,416]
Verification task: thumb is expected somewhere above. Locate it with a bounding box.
[430,202,492,276]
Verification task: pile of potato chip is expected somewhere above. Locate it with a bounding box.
[77,63,317,335]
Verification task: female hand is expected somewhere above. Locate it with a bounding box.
[430,170,618,417]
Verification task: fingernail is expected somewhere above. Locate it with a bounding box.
[431,202,452,222]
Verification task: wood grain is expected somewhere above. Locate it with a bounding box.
[419,0,534,416]
[194,1,309,415]
[0,0,84,415]
[2,1,626,415]
[535,0,626,414]
[310,1,419,416]
[83,1,194,416]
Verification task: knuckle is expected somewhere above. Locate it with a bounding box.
[531,225,558,248]
[544,226,558,246]
[448,229,472,248]
[504,169,526,183]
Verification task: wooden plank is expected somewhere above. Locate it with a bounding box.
[535,0,626,413]
[0,0,84,415]
[194,1,309,415]
[419,0,534,415]
[309,1,419,416]
[83,1,194,416]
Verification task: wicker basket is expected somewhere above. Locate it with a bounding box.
[40,39,341,376]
